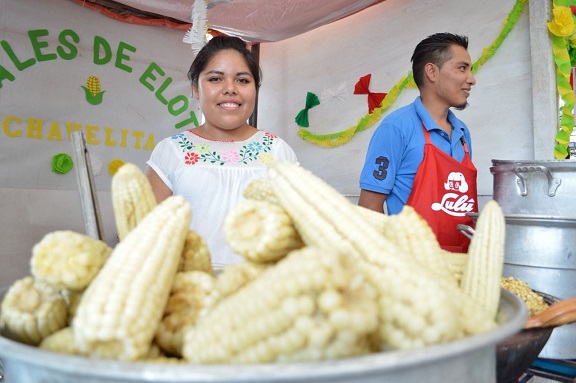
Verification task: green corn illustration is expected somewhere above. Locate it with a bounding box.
[82,76,105,105]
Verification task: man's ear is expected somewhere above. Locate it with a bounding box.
[424,62,438,83]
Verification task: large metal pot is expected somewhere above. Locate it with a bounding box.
[0,289,526,383]
[490,159,576,359]
[498,214,576,302]
[461,213,576,301]
[490,159,576,216]
[461,213,576,360]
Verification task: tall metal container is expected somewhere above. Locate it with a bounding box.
[491,159,576,359]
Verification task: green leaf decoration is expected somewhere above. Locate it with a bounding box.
[555,143,569,158]
[569,44,576,67]
[82,86,105,105]
[556,127,571,145]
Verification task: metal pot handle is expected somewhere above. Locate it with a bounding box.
[457,224,475,240]
[514,165,562,197]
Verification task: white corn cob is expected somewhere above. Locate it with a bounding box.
[440,250,469,285]
[182,247,379,364]
[380,206,457,284]
[356,204,456,284]
[354,204,392,233]
[216,261,272,297]
[224,199,304,263]
[30,230,112,290]
[357,259,463,350]
[39,327,83,356]
[178,230,214,275]
[461,200,506,319]
[242,177,279,204]
[244,177,398,249]
[0,276,68,345]
[111,162,158,241]
[143,342,163,359]
[267,161,496,348]
[155,270,220,357]
[59,288,84,325]
[245,176,391,236]
[73,195,191,361]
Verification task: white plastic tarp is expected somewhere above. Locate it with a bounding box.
[109,0,386,42]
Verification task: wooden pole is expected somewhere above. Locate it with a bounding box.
[249,43,260,128]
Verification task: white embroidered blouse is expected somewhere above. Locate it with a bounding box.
[147,129,298,267]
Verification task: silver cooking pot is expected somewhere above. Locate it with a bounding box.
[0,288,526,383]
[490,159,576,359]
[458,213,576,359]
[490,159,576,216]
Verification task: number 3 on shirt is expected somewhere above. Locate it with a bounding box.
[373,156,389,180]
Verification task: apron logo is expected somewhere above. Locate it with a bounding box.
[431,193,475,216]
[444,171,469,192]
[432,172,475,216]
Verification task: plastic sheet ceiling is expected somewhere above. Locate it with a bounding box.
[109,0,386,42]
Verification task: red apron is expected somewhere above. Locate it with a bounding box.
[406,124,478,253]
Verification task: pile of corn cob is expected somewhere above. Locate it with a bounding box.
[0,161,507,364]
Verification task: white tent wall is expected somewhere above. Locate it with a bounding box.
[0,0,557,286]
[257,0,549,206]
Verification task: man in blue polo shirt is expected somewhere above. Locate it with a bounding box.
[358,32,477,253]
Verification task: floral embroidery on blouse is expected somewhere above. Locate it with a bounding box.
[173,131,279,166]
[258,153,274,163]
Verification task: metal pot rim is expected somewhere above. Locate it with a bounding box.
[466,212,576,224]
[491,159,576,165]
[0,288,527,382]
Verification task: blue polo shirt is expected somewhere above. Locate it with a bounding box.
[359,96,473,214]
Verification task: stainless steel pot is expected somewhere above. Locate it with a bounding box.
[459,213,576,359]
[489,159,576,359]
[0,289,526,383]
[490,159,576,216]
[500,214,576,301]
[459,214,576,297]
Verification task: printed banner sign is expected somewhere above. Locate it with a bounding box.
[0,0,200,191]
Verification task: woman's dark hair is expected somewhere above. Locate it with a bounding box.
[410,33,469,89]
[187,36,262,89]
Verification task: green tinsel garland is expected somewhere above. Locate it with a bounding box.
[300,0,528,148]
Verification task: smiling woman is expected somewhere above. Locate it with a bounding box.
[145,36,299,268]
[188,39,259,141]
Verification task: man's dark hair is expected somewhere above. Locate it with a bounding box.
[411,33,469,89]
